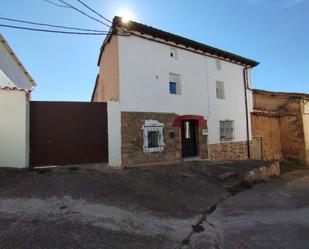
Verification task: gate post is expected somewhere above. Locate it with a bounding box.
[107,101,122,167]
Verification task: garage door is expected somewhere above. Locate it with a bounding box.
[30,101,108,167]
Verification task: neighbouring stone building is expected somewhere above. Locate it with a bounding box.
[92,16,259,167]
[252,89,309,166]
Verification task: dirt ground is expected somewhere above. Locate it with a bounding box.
[0,160,308,249]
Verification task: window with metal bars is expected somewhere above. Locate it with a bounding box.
[216,80,225,100]
[142,120,165,152]
[220,120,234,142]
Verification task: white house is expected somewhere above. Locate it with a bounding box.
[0,33,36,168]
[92,17,259,167]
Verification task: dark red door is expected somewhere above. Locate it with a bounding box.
[30,101,108,167]
[181,120,197,157]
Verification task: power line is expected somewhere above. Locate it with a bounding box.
[0,24,110,35]
[54,0,111,28]
[42,0,70,8]
[75,0,112,24]
[0,17,108,33]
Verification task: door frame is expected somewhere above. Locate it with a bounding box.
[252,136,263,160]
[181,120,198,158]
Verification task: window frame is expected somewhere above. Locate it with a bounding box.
[219,120,235,142]
[169,73,181,95]
[216,80,225,100]
[142,120,165,152]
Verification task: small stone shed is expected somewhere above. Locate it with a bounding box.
[251,89,309,166]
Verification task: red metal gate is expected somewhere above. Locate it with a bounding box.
[30,101,108,167]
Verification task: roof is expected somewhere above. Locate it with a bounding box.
[0,33,37,88]
[0,86,31,92]
[98,16,259,67]
[253,89,309,100]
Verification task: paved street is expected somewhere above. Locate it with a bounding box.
[0,162,308,249]
[191,170,309,249]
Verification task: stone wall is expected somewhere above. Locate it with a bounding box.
[251,114,283,161]
[121,112,181,166]
[280,113,307,163]
[252,90,308,165]
[244,161,280,182]
[208,141,249,160]
[197,127,208,159]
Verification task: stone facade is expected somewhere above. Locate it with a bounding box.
[121,111,254,166]
[121,112,182,166]
[197,126,208,159]
[244,161,280,182]
[251,114,283,160]
[252,89,309,166]
[208,141,250,160]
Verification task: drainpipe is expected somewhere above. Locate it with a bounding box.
[243,66,251,159]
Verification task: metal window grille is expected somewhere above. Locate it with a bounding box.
[216,81,225,99]
[143,125,164,152]
[220,121,234,142]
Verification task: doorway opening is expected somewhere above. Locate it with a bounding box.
[181,120,198,158]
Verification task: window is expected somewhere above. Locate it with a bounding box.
[184,121,191,139]
[169,73,181,95]
[148,131,159,148]
[169,82,177,94]
[216,80,225,100]
[216,59,222,70]
[170,47,178,59]
[220,120,234,142]
[142,120,165,152]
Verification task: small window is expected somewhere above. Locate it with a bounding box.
[216,80,225,100]
[148,131,159,148]
[142,120,165,152]
[170,47,178,59]
[169,73,181,95]
[220,120,234,142]
[216,59,222,70]
[169,82,177,94]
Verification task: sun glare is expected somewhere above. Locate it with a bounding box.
[119,9,134,23]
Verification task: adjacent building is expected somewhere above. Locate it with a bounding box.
[92,17,259,167]
[252,89,309,166]
[0,33,36,168]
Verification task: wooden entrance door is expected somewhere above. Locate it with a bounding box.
[181,120,197,157]
[252,137,262,160]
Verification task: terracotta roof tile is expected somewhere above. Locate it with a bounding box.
[0,86,31,92]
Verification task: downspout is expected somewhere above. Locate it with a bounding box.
[243,66,251,159]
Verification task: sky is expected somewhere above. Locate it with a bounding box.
[0,0,308,101]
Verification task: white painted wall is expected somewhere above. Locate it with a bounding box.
[0,90,29,168]
[118,35,253,144]
[107,101,122,167]
[0,42,32,89]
